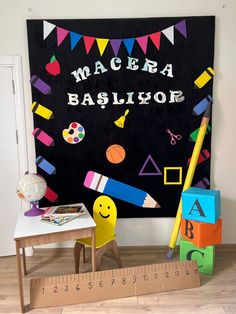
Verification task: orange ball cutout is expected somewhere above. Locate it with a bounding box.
[106,144,126,164]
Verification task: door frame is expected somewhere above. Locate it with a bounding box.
[0,56,29,210]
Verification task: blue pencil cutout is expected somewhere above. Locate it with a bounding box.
[84,171,160,208]
[35,156,56,175]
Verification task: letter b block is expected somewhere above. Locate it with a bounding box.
[180,239,215,274]
[182,187,220,224]
[181,218,222,247]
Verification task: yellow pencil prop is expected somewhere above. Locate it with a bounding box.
[166,103,211,259]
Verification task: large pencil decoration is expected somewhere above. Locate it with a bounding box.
[84,170,160,208]
[166,102,211,259]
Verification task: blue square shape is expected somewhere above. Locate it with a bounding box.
[182,187,220,224]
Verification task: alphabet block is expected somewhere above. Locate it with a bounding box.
[181,218,222,247]
[182,187,220,224]
[180,239,215,274]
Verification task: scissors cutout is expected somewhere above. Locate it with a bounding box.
[166,129,182,145]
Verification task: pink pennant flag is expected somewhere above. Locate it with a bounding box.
[83,36,96,54]
[56,27,69,46]
[149,32,161,50]
[136,35,148,54]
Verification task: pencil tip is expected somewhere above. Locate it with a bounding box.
[204,101,212,118]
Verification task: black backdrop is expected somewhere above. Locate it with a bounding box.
[27,16,215,217]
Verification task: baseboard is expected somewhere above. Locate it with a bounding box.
[32,243,236,255]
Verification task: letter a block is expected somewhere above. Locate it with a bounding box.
[180,239,215,274]
[182,187,220,224]
[181,218,222,247]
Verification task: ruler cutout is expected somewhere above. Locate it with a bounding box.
[30,260,200,309]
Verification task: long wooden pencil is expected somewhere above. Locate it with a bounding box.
[167,103,211,259]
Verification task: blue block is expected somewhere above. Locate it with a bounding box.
[182,187,220,224]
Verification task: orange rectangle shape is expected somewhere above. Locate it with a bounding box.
[181,218,222,248]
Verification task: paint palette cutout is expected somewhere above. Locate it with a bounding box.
[62,122,85,144]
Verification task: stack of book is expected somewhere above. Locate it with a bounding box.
[40,205,85,226]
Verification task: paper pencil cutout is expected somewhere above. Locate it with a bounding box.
[187,148,210,165]
[194,178,210,189]
[32,102,54,120]
[32,128,54,146]
[44,186,58,202]
[194,67,215,89]
[30,75,52,95]
[189,125,211,142]
[84,171,160,208]
[35,156,56,175]
[193,95,212,116]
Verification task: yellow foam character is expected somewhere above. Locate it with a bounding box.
[77,196,117,248]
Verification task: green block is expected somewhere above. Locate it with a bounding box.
[180,239,215,274]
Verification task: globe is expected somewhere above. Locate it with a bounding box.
[16,173,47,216]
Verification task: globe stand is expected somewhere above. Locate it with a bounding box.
[24,201,44,217]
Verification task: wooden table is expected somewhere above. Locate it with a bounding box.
[14,203,96,313]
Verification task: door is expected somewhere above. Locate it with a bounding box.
[0,65,23,256]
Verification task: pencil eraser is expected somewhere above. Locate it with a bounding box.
[84,171,95,188]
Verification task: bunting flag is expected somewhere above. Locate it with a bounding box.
[70,32,82,50]
[56,27,69,46]
[110,39,122,56]
[175,20,187,38]
[96,38,109,56]
[136,35,148,54]
[43,21,56,40]
[83,36,96,54]
[149,32,161,50]
[162,26,174,45]
[43,19,187,56]
[123,38,135,55]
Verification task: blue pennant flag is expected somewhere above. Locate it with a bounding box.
[70,32,82,50]
[123,38,135,55]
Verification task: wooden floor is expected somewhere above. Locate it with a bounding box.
[0,246,236,313]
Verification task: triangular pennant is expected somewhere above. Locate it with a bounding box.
[149,32,161,50]
[175,20,187,38]
[96,38,109,56]
[162,26,174,45]
[123,38,135,55]
[43,21,56,40]
[83,36,96,54]
[70,32,82,50]
[56,27,69,46]
[110,39,122,56]
[138,154,162,176]
[136,35,148,54]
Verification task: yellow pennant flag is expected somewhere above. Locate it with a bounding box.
[96,38,109,56]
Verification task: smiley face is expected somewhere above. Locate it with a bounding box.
[93,196,117,226]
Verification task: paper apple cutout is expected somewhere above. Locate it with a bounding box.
[46,55,60,76]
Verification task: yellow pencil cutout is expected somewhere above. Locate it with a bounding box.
[32,102,54,120]
[166,103,211,259]
[194,67,215,89]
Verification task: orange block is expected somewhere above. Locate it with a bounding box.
[181,218,222,248]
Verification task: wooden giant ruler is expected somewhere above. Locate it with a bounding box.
[30,260,200,309]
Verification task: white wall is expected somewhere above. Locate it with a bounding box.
[1,0,235,246]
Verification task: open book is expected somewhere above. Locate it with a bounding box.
[42,205,84,217]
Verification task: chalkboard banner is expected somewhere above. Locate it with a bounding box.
[27,16,215,218]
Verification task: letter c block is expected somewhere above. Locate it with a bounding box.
[182,187,221,224]
[180,239,215,274]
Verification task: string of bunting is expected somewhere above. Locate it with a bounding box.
[43,20,187,56]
